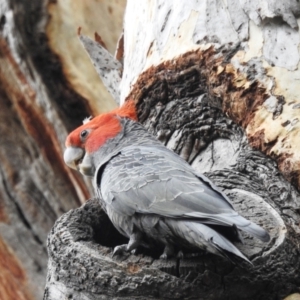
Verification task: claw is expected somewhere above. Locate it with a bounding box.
[159,244,175,260]
[131,248,139,255]
[112,244,128,257]
[177,250,184,259]
[159,253,169,260]
[112,232,142,258]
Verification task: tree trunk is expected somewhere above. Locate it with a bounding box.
[0,0,125,299]
[43,91,297,299]
[1,0,300,299]
[44,1,300,300]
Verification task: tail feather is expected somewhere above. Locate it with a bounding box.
[185,212,270,242]
[166,219,251,264]
[213,214,270,242]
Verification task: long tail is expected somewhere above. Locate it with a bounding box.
[185,212,270,242]
[165,219,251,264]
[210,214,270,242]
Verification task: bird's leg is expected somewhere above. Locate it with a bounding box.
[113,231,142,257]
[160,243,175,259]
[177,250,184,259]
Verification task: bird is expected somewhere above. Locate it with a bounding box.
[64,100,270,263]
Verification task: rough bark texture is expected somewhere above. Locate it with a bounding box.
[1,0,300,299]
[121,0,300,192]
[0,0,124,299]
[44,70,300,298]
[44,0,300,298]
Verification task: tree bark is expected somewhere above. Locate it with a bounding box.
[0,0,125,299]
[44,1,300,299]
[44,90,298,299]
[1,0,300,299]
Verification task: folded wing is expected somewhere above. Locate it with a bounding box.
[98,145,269,242]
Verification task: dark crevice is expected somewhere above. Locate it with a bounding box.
[176,258,180,277]
[161,9,171,32]
[0,167,44,246]
[9,0,93,131]
[0,15,6,30]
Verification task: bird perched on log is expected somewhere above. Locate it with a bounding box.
[64,100,270,263]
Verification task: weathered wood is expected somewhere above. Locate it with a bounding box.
[0,0,125,299]
[44,84,300,298]
[1,0,299,299]
[44,0,300,299]
[121,0,300,191]
[79,35,122,105]
[0,36,83,300]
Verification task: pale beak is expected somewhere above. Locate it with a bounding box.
[64,147,84,171]
[79,154,95,177]
[64,147,95,177]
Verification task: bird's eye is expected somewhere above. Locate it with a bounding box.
[80,130,89,140]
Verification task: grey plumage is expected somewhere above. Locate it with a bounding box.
[64,115,270,263]
[91,118,270,263]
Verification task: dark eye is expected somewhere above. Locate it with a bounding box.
[80,130,89,140]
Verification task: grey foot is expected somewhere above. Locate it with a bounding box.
[160,252,169,260]
[159,244,175,260]
[177,250,184,259]
[131,248,139,255]
[112,244,128,257]
[112,231,142,258]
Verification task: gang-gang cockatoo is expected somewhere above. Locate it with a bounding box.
[64,100,270,263]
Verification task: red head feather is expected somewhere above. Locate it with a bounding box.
[65,100,137,153]
[111,99,137,121]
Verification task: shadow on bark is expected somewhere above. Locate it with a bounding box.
[45,49,300,299]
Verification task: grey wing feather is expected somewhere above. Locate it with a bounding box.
[165,219,251,263]
[101,145,233,214]
[99,145,269,242]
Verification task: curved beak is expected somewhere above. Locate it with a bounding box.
[64,146,95,177]
[64,147,84,171]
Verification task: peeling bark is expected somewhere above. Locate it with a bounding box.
[44,1,300,299]
[0,237,32,300]
[44,64,300,297]
[0,0,124,299]
[121,0,300,192]
[1,0,300,299]
[79,35,123,105]
[42,0,300,299]
[0,37,81,299]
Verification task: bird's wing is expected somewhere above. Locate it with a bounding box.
[97,145,270,242]
[98,145,236,219]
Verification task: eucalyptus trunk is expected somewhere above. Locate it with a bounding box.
[0,0,300,299]
[45,1,300,299]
